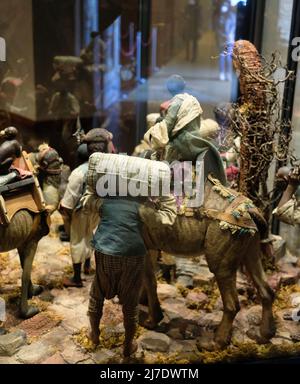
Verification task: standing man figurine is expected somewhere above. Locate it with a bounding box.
[60,128,114,288]
[85,167,176,357]
[87,196,147,357]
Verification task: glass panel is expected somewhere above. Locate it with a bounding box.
[261,1,298,254]
[0,0,251,167]
[292,68,300,159]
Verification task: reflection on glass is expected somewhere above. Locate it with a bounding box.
[0,0,251,166]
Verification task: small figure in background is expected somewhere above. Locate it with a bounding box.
[184,0,202,63]
[214,102,240,188]
[273,166,300,225]
[213,0,236,81]
[60,128,114,288]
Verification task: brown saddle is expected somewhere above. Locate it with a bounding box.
[0,151,46,226]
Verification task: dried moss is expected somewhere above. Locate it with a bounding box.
[74,324,146,354]
[176,284,189,298]
[59,246,70,257]
[0,288,20,305]
[198,341,300,364]
[36,276,64,290]
[0,252,9,270]
[73,327,97,352]
[63,265,74,275]
[200,283,220,312]
[274,284,300,311]
[29,297,51,312]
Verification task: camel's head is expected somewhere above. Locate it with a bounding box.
[30,143,63,212]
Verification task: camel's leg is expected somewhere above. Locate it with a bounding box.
[143,250,164,329]
[213,271,240,348]
[18,251,43,299]
[204,222,244,349]
[18,241,40,319]
[244,235,276,341]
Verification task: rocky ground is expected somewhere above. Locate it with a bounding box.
[0,213,300,364]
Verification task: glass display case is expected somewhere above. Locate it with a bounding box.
[0,0,300,368]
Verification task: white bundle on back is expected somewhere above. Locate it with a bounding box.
[87,153,171,197]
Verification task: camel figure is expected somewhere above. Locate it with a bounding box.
[0,144,62,318]
[140,176,276,350]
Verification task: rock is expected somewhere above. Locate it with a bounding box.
[81,358,96,364]
[276,330,292,340]
[176,257,202,276]
[279,265,300,286]
[232,328,250,345]
[234,308,250,330]
[238,295,248,308]
[139,331,171,352]
[91,348,117,364]
[158,253,177,283]
[48,304,89,332]
[183,324,202,339]
[270,234,286,261]
[283,251,298,265]
[166,328,183,340]
[192,267,215,287]
[0,356,21,364]
[42,352,66,364]
[176,258,210,288]
[61,341,89,364]
[213,297,223,311]
[198,255,208,267]
[195,330,215,350]
[276,311,300,336]
[161,300,205,329]
[177,275,194,288]
[101,301,123,326]
[142,351,160,364]
[236,272,254,295]
[246,305,261,326]
[53,292,85,308]
[170,339,198,353]
[157,284,178,301]
[101,323,125,343]
[267,273,282,291]
[40,327,69,350]
[282,311,293,321]
[186,290,208,309]
[198,312,223,330]
[246,327,265,343]
[290,332,300,342]
[17,312,61,339]
[271,337,293,346]
[0,330,27,356]
[16,341,55,363]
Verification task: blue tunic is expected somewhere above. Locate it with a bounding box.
[91,198,147,257]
